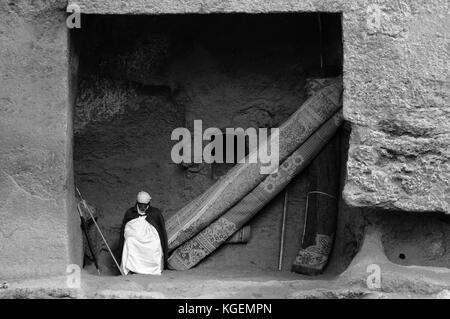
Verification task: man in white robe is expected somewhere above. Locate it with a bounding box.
[118,191,168,275]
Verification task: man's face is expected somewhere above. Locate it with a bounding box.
[137,202,150,212]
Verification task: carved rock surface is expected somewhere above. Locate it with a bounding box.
[0,1,83,279]
[1,0,449,280]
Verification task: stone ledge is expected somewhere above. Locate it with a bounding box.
[70,0,345,14]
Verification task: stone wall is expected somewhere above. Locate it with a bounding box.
[0,0,448,279]
[0,0,83,279]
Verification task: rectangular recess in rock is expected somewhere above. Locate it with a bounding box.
[70,12,343,275]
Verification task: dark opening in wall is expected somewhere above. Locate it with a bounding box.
[72,12,343,275]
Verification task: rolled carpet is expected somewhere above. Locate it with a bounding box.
[291,131,341,275]
[166,78,342,251]
[167,110,344,270]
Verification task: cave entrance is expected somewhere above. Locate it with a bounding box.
[71,12,343,277]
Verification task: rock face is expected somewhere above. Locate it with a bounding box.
[0,0,448,280]
[0,1,83,279]
[342,2,450,213]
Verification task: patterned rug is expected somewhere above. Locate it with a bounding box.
[167,110,344,270]
[166,78,343,251]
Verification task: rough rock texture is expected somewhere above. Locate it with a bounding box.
[1,0,448,282]
[74,75,138,135]
[337,225,450,295]
[342,2,450,213]
[72,0,450,214]
[0,0,83,279]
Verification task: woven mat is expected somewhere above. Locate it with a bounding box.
[166,78,343,251]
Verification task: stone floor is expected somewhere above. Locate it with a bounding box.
[2,227,449,299]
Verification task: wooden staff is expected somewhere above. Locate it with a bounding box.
[278,189,289,271]
[76,187,125,276]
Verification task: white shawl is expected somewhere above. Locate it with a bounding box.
[121,215,163,275]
